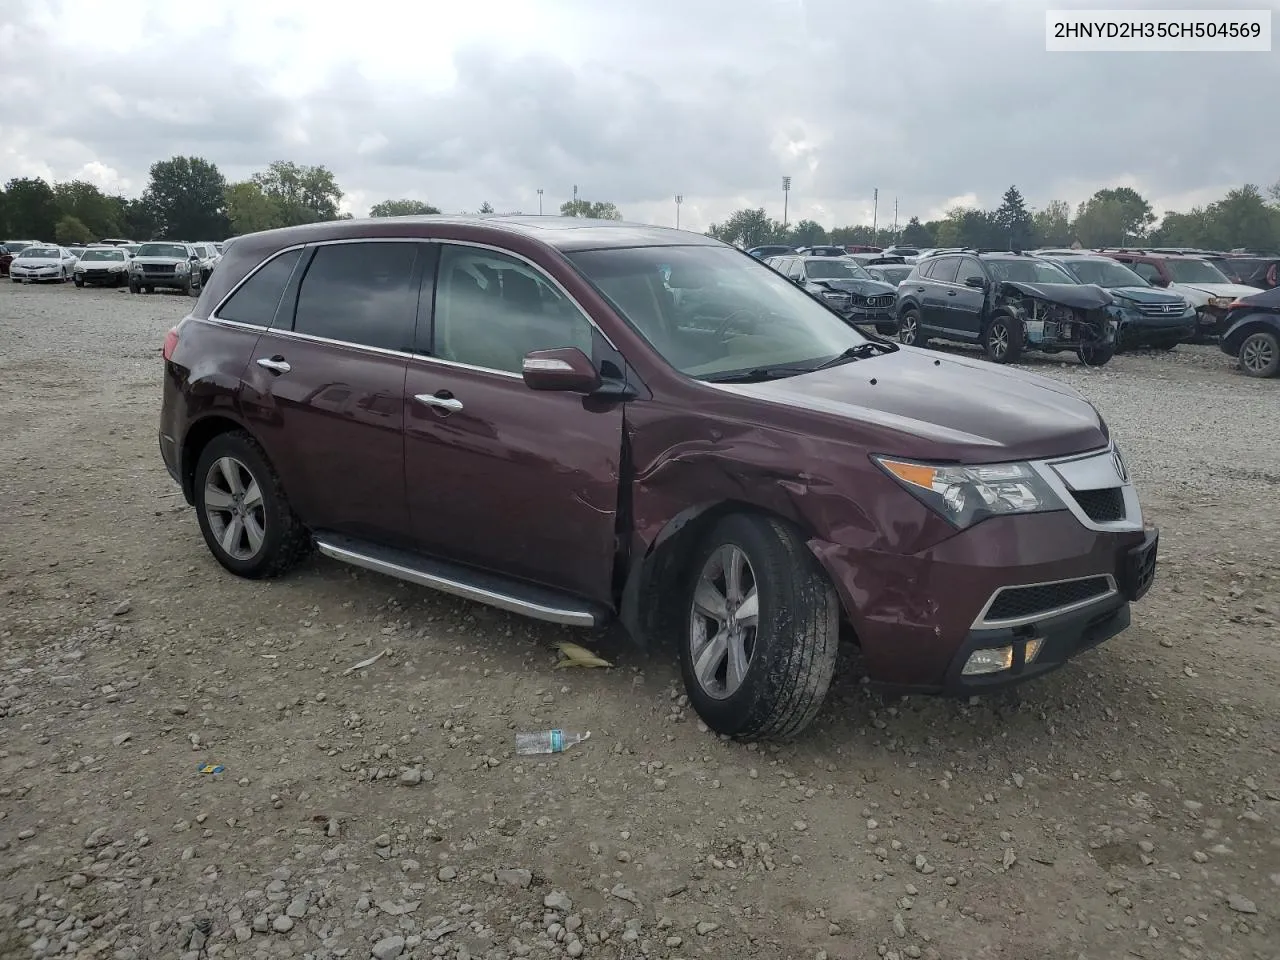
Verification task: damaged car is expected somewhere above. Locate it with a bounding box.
[895,251,1117,365]
[159,218,1157,740]
[764,253,899,334]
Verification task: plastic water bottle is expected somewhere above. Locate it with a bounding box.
[515,730,590,755]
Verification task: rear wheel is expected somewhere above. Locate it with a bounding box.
[983,315,1024,363]
[1239,330,1280,378]
[193,431,310,579]
[898,308,927,347]
[1078,342,1115,366]
[679,513,839,741]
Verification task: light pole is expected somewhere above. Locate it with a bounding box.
[536,188,543,215]
[893,197,898,241]
[572,184,578,216]
[782,176,791,230]
[871,188,878,246]
[674,194,683,230]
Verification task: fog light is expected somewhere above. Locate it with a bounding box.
[1024,637,1044,663]
[962,646,1013,675]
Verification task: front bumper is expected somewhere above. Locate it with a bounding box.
[77,269,128,285]
[1118,316,1198,346]
[10,268,61,282]
[132,269,191,290]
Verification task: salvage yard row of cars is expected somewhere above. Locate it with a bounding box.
[0,237,225,292]
[753,244,1280,379]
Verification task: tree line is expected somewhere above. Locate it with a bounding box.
[0,155,623,243]
[707,182,1280,253]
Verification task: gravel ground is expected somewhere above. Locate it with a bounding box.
[1,281,1277,960]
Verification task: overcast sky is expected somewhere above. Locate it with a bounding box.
[1,0,1276,231]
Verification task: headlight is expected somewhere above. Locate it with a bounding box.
[175,262,188,272]
[873,456,1066,529]
[1209,296,1231,307]
[110,265,124,272]
[821,290,850,301]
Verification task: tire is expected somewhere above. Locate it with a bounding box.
[186,274,201,297]
[73,276,84,288]
[144,285,154,294]
[1077,342,1115,367]
[679,513,839,741]
[898,307,927,347]
[983,315,1023,363]
[129,281,140,294]
[1238,330,1280,378]
[193,430,311,579]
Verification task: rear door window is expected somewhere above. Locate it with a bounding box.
[292,242,421,352]
[926,257,960,283]
[215,248,303,327]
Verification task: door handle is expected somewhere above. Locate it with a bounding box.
[257,356,290,374]
[947,290,957,296]
[415,393,464,413]
[915,286,925,292]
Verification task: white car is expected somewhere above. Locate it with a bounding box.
[73,246,133,287]
[9,245,78,283]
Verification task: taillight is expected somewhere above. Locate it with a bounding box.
[163,326,179,361]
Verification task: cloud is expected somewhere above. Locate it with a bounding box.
[1,0,1276,231]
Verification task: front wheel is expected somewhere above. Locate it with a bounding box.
[983,315,1024,363]
[898,308,927,347]
[1078,342,1115,367]
[1239,330,1280,378]
[679,513,839,741]
[73,276,84,288]
[193,431,311,579]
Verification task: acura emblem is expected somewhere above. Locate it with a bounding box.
[1113,449,1128,483]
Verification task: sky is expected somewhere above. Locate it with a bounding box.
[1,0,1277,232]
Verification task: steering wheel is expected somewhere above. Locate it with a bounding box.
[713,307,763,339]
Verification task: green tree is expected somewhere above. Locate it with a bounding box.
[934,207,1001,248]
[1202,185,1277,251]
[899,216,933,246]
[4,177,59,239]
[1032,200,1073,247]
[828,224,875,246]
[560,199,622,220]
[1073,187,1154,247]
[478,201,494,214]
[225,181,284,235]
[143,157,229,239]
[368,198,441,217]
[251,161,344,225]
[994,185,1034,249]
[119,196,159,240]
[55,215,93,245]
[53,180,124,239]
[706,208,784,247]
[786,219,828,246]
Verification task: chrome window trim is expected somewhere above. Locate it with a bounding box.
[971,574,1119,630]
[207,235,618,377]
[1029,441,1144,533]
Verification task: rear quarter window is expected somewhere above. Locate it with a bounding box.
[215,248,304,327]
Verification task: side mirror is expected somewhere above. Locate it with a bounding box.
[522,347,602,394]
[964,275,986,288]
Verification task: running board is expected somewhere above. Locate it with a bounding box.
[312,533,603,628]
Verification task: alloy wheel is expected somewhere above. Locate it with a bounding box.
[989,323,1009,359]
[1240,332,1276,376]
[688,544,759,700]
[900,315,918,345]
[203,456,267,561]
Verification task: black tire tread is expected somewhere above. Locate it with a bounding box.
[195,429,310,579]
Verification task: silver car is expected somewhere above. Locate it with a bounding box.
[9,245,78,283]
[73,246,133,287]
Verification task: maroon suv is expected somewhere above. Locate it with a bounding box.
[158,217,1159,740]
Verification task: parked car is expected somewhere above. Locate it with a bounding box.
[0,245,12,277]
[764,253,898,334]
[895,251,1116,365]
[158,216,1158,739]
[864,262,914,287]
[880,246,920,260]
[1099,250,1258,340]
[73,246,133,287]
[746,244,796,260]
[795,245,849,258]
[1219,287,1280,378]
[128,241,203,295]
[3,240,40,257]
[9,245,79,283]
[1208,254,1279,290]
[97,238,135,247]
[190,242,221,284]
[1041,255,1196,350]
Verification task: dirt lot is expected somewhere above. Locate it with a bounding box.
[0,280,1277,960]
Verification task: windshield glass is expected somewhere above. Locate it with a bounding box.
[806,259,871,280]
[1061,258,1146,288]
[871,266,912,284]
[20,247,60,259]
[80,249,126,262]
[985,258,1076,284]
[137,243,188,259]
[1165,258,1231,284]
[566,245,868,380]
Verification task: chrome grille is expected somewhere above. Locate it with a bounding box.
[976,575,1116,627]
[1135,300,1185,316]
[869,296,894,307]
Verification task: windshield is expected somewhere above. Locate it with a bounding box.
[566,245,868,380]
[20,247,60,259]
[1061,258,1146,288]
[137,243,189,258]
[1165,258,1231,284]
[806,259,871,280]
[80,249,126,262]
[871,266,912,284]
[985,258,1076,284]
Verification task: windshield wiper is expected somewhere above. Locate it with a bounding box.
[810,342,888,371]
[704,366,810,383]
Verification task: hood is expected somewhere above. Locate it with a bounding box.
[709,346,1106,462]
[998,280,1113,310]
[13,257,61,267]
[79,258,127,268]
[1107,285,1184,305]
[1172,281,1258,300]
[813,278,898,298]
[132,255,187,265]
